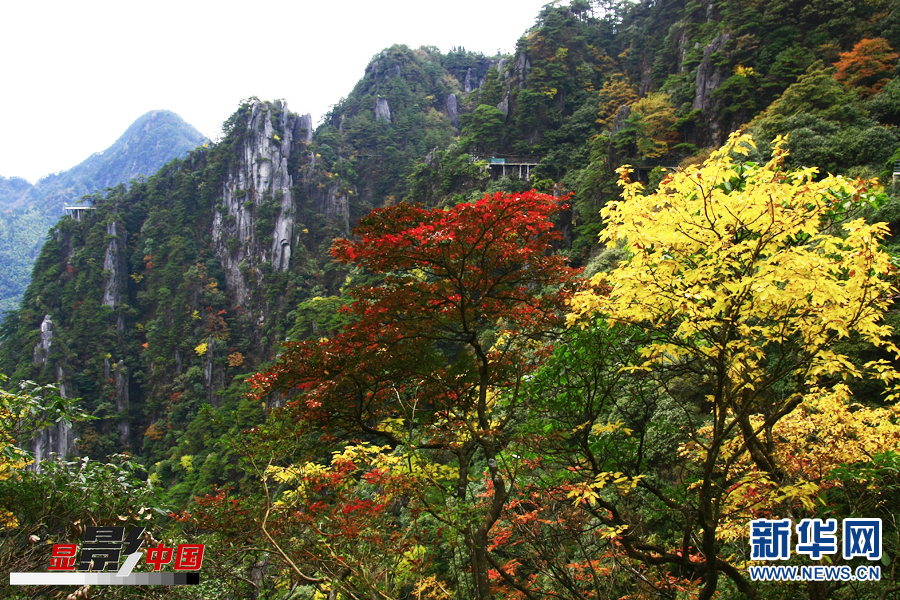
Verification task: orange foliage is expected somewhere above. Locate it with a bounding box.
[834,37,898,96]
[144,423,165,441]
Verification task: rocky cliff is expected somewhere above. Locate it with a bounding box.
[2,99,347,464]
[213,101,297,309]
[29,314,76,462]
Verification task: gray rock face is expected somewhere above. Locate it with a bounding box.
[446,94,459,128]
[102,233,117,306]
[324,183,350,234]
[299,144,351,236]
[33,314,53,365]
[30,316,76,464]
[375,97,391,123]
[296,113,314,143]
[211,100,297,310]
[497,91,510,117]
[692,33,730,112]
[30,413,76,466]
[497,58,508,79]
[514,53,532,88]
[677,26,691,73]
[465,68,475,93]
[102,219,126,308]
[611,104,631,135]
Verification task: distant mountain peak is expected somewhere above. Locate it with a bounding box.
[0,110,207,312]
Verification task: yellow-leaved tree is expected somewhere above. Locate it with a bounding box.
[627,92,678,158]
[569,132,899,600]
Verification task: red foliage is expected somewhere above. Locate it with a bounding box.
[178,486,251,536]
[249,191,579,438]
[247,190,579,599]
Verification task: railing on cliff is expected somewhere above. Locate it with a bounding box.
[471,155,543,180]
[62,206,96,222]
[471,154,543,165]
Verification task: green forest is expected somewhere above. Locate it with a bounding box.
[3,1,900,598]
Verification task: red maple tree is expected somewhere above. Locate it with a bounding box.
[250,190,579,598]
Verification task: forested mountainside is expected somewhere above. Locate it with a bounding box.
[0,110,206,313]
[4,0,900,598]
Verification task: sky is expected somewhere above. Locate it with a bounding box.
[1,0,555,183]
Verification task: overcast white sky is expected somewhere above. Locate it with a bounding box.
[0,0,554,183]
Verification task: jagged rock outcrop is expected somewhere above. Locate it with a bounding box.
[33,314,53,365]
[102,219,126,308]
[514,53,531,88]
[677,27,691,73]
[212,100,297,310]
[375,97,391,123]
[464,64,498,94]
[497,91,510,118]
[30,396,76,465]
[446,94,459,128]
[30,315,76,463]
[465,68,476,93]
[692,33,731,145]
[296,113,314,143]
[611,104,631,135]
[370,53,402,84]
[323,183,350,234]
[693,33,731,113]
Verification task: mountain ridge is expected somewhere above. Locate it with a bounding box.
[0,109,207,211]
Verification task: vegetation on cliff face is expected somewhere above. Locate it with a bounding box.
[4,0,900,597]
